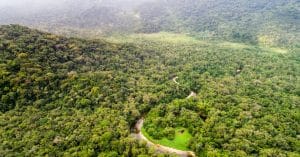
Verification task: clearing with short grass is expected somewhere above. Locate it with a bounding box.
[141,127,192,151]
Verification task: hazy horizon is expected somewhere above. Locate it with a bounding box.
[0,0,155,7]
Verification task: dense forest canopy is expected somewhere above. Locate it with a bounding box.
[0,0,299,46]
[0,25,299,156]
[0,0,299,157]
[0,24,173,157]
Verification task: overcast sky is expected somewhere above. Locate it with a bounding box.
[0,0,59,7]
[0,0,156,19]
[0,0,154,7]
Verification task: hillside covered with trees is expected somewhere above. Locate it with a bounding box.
[0,25,299,156]
[0,0,299,47]
[0,25,179,156]
[137,0,300,47]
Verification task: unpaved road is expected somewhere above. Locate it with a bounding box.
[132,119,195,157]
[131,76,197,157]
[187,91,197,99]
[173,76,196,99]
[173,76,180,85]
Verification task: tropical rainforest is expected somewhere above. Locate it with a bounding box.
[0,0,299,157]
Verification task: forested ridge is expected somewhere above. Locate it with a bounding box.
[136,0,300,47]
[0,25,299,157]
[0,0,299,47]
[0,25,180,157]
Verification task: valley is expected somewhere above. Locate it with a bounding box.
[1,25,298,156]
[0,0,299,156]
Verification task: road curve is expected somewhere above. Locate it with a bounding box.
[173,76,180,85]
[131,76,197,156]
[131,119,195,157]
[173,76,197,99]
[187,91,197,99]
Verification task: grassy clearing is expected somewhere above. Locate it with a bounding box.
[218,41,250,49]
[265,47,288,54]
[107,32,204,45]
[107,32,291,56]
[109,32,253,49]
[142,127,192,151]
[129,32,201,44]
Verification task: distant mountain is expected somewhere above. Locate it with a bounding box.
[0,0,145,35]
[0,0,299,46]
[137,0,300,46]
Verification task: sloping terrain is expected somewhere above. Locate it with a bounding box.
[0,0,299,46]
[137,0,300,46]
[0,25,299,156]
[0,25,178,156]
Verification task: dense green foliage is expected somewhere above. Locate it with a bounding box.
[143,100,204,140]
[0,25,299,157]
[137,0,300,46]
[142,126,192,151]
[0,25,183,157]
[1,0,299,47]
[112,33,300,156]
[142,99,198,150]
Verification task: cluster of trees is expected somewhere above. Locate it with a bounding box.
[0,25,299,156]
[1,107,153,156]
[1,0,299,47]
[136,0,300,47]
[0,25,183,156]
[131,33,299,156]
[143,99,207,140]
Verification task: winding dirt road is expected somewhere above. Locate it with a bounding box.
[187,91,197,99]
[131,76,197,157]
[173,76,180,85]
[173,76,197,99]
[132,119,195,157]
